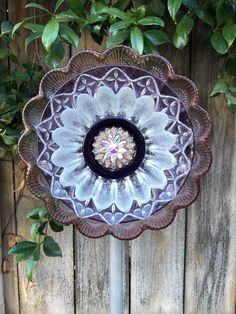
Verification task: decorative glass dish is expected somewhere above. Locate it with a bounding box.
[19,46,212,240]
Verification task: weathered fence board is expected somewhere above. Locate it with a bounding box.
[0,1,20,312]
[0,159,20,314]
[0,211,5,314]
[7,1,74,314]
[0,4,20,313]
[184,23,236,314]
[130,46,190,314]
[15,164,75,314]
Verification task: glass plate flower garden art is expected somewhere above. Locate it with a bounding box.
[19,46,212,240]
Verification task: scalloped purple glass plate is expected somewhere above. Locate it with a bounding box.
[19,46,212,239]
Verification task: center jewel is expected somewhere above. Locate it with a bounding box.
[92,127,136,171]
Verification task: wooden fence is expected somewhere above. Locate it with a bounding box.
[0,1,235,313]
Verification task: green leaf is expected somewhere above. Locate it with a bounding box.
[101,7,132,21]
[12,17,35,36]
[210,32,228,55]
[150,0,165,17]
[9,53,18,64]
[49,219,64,232]
[91,0,107,12]
[15,250,34,263]
[227,94,236,108]
[144,30,169,45]
[38,221,48,234]
[12,70,30,81]
[137,16,164,27]
[43,236,62,257]
[194,9,214,27]
[133,5,151,21]
[55,10,79,22]
[2,134,18,145]
[92,24,102,36]
[114,0,131,11]
[182,0,198,9]
[25,32,41,50]
[176,15,194,35]
[143,37,159,54]
[32,244,41,261]
[168,0,182,22]
[26,259,38,282]
[223,23,236,47]
[172,15,194,49]
[8,241,37,255]
[27,206,47,220]
[0,48,8,59]
[109,21,132,34]
[66,0,84,17]
[106,30,129,48]
[216,2,234,27]
[210,78,229,97]
[172,32,186,49]
[30,222,41,242]
[1,21,13,34]
[45,41,65,68]
[42,18,59,51]
[130,27,144,54]
[86,14,105,24]
[25,3,50,13]
[54,0,64,13]
[24,23,44,33]
[39,206,47,218]
[60,25,79,48]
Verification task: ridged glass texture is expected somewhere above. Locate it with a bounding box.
[19,46,212,239]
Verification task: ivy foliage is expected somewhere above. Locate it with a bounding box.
[8,201,63,282]
[3,0,236,281]
[11,0,236,107]
[0,21,42,158]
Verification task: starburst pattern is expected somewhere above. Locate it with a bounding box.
[92,127,136,170]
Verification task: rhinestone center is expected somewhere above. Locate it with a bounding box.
[92,127,136,170]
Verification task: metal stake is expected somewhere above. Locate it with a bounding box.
[109,237,123,314]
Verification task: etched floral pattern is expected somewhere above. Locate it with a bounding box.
[35,67,194,224]
[49,86,176,213]
[19,46,212,239]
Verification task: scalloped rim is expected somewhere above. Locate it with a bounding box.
[19,46,212,240]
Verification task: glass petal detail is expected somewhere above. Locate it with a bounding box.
[35,67,193,222]
[19,46,211,239]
